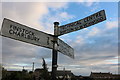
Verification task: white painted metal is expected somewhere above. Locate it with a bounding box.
[58,10,106,36]
[1,18,54,49]
[58,39,74,59]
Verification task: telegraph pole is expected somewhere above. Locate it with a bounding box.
[32,62,34,72]
[51,22,59,80]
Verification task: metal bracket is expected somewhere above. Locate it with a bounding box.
[53,65,58,68]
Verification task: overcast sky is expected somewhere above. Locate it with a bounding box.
[0,0,119,76]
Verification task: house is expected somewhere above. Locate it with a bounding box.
[112,74,120,80]
[56,70,74,80]
[33,68,44,80]
[6,71,22,76]
[75,75,92,80]
[90,72,113,80]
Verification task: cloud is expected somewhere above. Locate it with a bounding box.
[87,27,100,37]
[46,2,68,10]
[76,36,84,43]
[77,0,99,7]
[60,12,74,20]
[1,2,69,33]
[39,10,75,34]
[2,40,52,71]
[2,2,48,30]
[106,21,118,29]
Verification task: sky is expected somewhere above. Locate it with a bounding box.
[0,0,119,76]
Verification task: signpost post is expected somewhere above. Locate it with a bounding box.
[51,22,59,80]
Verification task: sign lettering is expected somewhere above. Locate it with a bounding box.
[1,18,54,49]
[58,10,106,36]
[58,39,74,59]
[9,24,40,42]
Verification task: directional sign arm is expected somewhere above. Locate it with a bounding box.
[1,18,54,49]
[57,10,106,36]
[58,39,74,59]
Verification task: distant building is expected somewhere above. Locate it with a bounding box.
[75,75,91,80]
[7,71,22,76]
[56,70,74,80]
[112,74,120,80]
[33,68,44,80]
[90,72,112,80]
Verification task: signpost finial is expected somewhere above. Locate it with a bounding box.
[54,22,59,25]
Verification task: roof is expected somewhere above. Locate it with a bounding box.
[90,72,112,78]
[7,71,22,75]
[34,68,44,72]
[7,71,22,73]
[112,74,120,78]
[56,70,74,77]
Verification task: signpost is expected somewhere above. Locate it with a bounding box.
[57,10,106,36]
[1,10,106,80]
